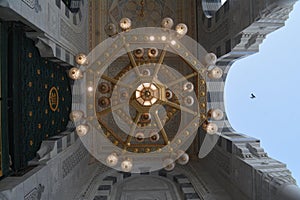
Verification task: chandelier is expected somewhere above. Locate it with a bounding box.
[69,17,224,173]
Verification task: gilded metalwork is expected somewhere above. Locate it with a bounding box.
[95,47,207,153]
[49,86,59,112]
[73,26,220,172]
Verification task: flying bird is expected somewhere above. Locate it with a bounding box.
[250,93,256,99]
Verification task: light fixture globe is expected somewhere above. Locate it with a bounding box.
[161,17,174,29]
[141,69,151,76]
[205,53,217,65]
[175,23,188,36]
[203,122,218,135]
[75,53,88,65]
[183,82,194,92]
[134,48,144,58]
[184,96,194,106]
[150,132,160,142]
[163,158,175,171]
[98,97,110,108]
[76,124,89,137]
[209,109,224,121]
[165,89,173,100]
[98,82,111,93]
[105,23,117,36]
[69,110,84,122]
[148,48,158,58]
[68,67,83,80]
[135,132,145,142]
[177,152,189,165]
[120,17,131,30]
[208,66,223,79]
[106,153,118,167]
[121,159,133,172]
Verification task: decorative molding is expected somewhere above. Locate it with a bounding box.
[62,144,87,178]
[22,0,41,13]
[24,184,45,200]
[88,167,201,200]
[60,18,87,53]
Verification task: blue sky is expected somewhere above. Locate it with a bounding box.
[225,2,300,184]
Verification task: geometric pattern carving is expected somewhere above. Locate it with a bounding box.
[60,19,86,53]
[62,144,88,178]
[22,0,41,13]
[22,0,35,9]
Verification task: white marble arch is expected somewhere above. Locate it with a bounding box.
[110,175,183,200]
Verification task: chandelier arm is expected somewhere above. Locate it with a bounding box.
[125,112,143,145]
[97,102,126,116]
[164,100,196,115]
[97,119,126,144]
[124,45,141,76]
[168,72,198,87]
[101,74,132,89]
[153,112,169,145]
[153,48,167,78]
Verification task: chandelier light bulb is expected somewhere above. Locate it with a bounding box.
[106,153,118,167]
[87,86,93,92]
[76,124,89,137]
[104,23,117,36]
[119,18,131,30]
[98,82,110,93]
[209,109,224,121]
[208,66,223,79]
[75,53,88,65]
[170,40,176,45]
[163,158,175,171]
[121,159,133,172]
[134,48,144,58]
[205,122,218,135]
[98,97,110,108]
[150,132,160,142]
[205,53,217,65]
[141,69,151,76]
[68,67,83,80]
[184,96,194,107]
[161,17,174,29]
[177,152,189,165]
[175,23,188,36]
[135,132,145,142]
[141,113,151,122]
[69,110,84,122]
[148,48,158,58]
[166,90,173,100]
[149,35,155,41]
[183,82,194,92]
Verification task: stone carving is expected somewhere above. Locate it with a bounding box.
[60,19,86,52]
[109,0,175,28]
[22,0,41,13]
[62,144,87,178]
[48,5,58,35]
[246,142,268,158]
[35,38,55,58]
[24,184,45,200]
